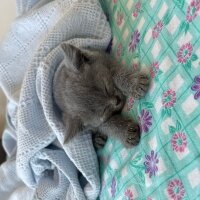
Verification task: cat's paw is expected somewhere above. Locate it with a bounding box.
[92,132,108,149]
[123,123,140,148]
[133,74,150,99]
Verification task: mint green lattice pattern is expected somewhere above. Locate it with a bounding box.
[98,0,200,199]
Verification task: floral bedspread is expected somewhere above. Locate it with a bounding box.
[98,0,200,199]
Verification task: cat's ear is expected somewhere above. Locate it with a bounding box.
[61,43,90,70]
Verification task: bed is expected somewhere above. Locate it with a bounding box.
[0,0,200,199]
[98,0,200,199]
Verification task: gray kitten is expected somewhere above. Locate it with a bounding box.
[53,43,149,148]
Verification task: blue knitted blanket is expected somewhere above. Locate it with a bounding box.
[0,1,111,199]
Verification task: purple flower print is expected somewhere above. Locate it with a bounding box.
[186,0,200,22]
[171,132,187,153]
[152,21,164,39]
[132,1,141,18]
[139,109,152,133]
[124,189,134,200]
[150,61,159,78]
[162,89,176,108]
[135,1,141,10]
[111,177,116,197]
[128,30,140,52]
[191,75,200,99]
[133,11,139,18]
[144,150,159,178]
[177,43,193,64]
[167,179,185,200]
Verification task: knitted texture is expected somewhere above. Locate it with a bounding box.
[0,0,111,199]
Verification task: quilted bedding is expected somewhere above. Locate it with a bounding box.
[98,0,200,199]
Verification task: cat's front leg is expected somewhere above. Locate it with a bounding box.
[112,67,150,99]
[98,115,140,148]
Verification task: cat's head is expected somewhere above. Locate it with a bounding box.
[56,43,125,128]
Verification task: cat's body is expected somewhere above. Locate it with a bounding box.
[53,43,149,148]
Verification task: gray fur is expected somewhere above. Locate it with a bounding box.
[53,43,150,148]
